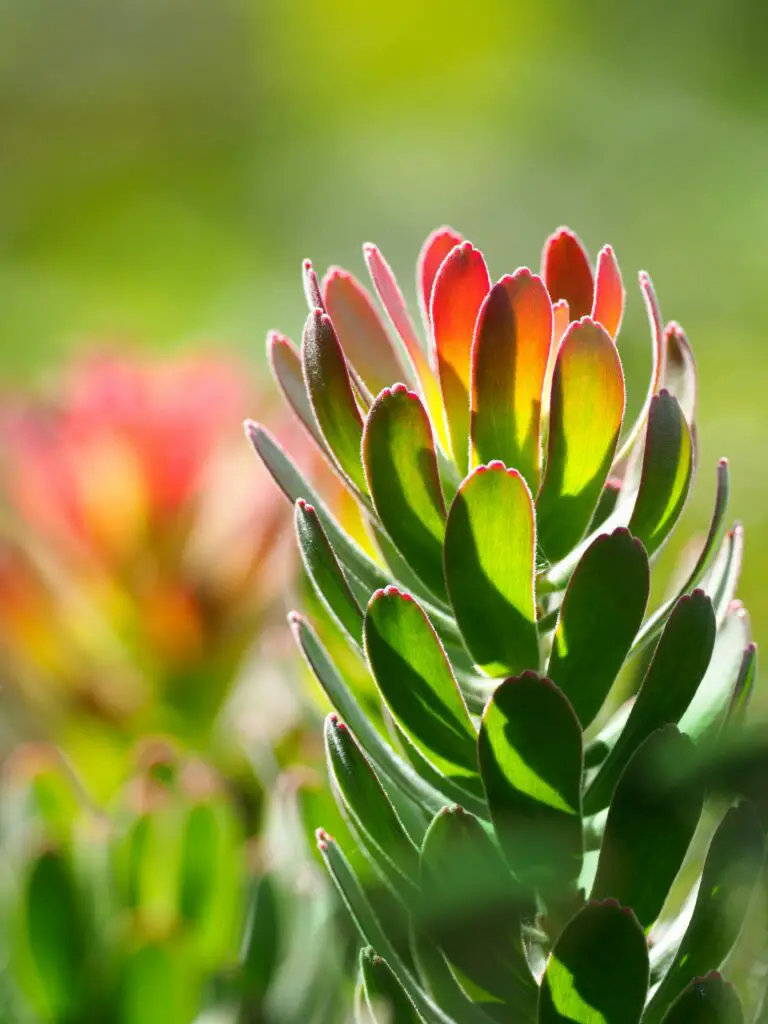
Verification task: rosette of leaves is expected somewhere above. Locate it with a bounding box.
[248,226,763,1023]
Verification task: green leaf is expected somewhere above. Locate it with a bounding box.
[584,590,716,814]
[245,421,387,595]
[360,947,425,1023]
[547,528,649,728]
[627,390,693,558]
[301,307,369,494]
[325,714,420,895]
[289,611,461,816]
[362,384,447,598]
[410,930,496,1024]
[267,329,328,453]
[478,673,583,894]
[295,498,364,643]
[590,726,703,929]
[239,873,281,1006]
[317,831,452,1024]
[419,806,537,1018]
[444,462,539,676]
[364,587,480,793]
[679,602,751,744]
[470,270,553,492]
[118,940,200,1024]
[537,317,626,563]
[538,900,649,1024]
[662,322,697,427]
[704,524,744,627]
[612,272,665,467]
[660,973,743,1024]
[22,848,86,1021]
[633,459,729,652]
[643,802,764,1024]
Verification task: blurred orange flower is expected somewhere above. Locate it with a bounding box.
[0,350,299,771]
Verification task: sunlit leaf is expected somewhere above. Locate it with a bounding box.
[542,227,594,320]
[591,244,624,339]
[444,462,539,677]
[470,269,553,491]
[478,673,583,893]
[537,317,625,563]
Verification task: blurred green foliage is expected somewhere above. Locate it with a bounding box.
[1,0,767,650]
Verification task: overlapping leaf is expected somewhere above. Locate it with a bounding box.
[470,269,553,491]
[363,384,447,598]
[537,318,625,562]
[444,463,539,676]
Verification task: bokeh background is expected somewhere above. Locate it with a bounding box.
[1,0,766,646]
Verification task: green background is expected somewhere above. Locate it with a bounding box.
[1,0,766,652]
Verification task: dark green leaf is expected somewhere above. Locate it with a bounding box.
[325,714,420,895]
[643,802,764,1024]
[363,384,447,598]
[295,498,364,643]
[660,973,743,1024]
[628,390,693,558]
[538,899,649,1024]
[584,590,716,814]
[478,674,583,894]
[590,726,703,929]
[419,806,537,1017]
[267,329,328,452]
[360,947,424,1023]
[444,462,539,676]
[547,528,649,728]
[239,872,280,1005]
[364,587,480,793]
[301,308,369,493]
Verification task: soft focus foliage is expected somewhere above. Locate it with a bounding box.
[0,351,294,793]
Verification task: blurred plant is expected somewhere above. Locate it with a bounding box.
[248,226,764,1021]
[0,738,349,1024]
[0,351,298,792]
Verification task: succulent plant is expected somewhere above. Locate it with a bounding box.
[248,225,764,1023]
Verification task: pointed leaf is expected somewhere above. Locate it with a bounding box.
[537,318,626,563]
[417,225,464,326]
[444,462,539,677]
[360,947,424,1023]
[323,267,406,395]
[303,258,325,311]
[364,241,450,453]
[470,270,553,491]
[547,528,649,728]
[663,322,697,426]
[419,806,537,1016]
[591,244,624,338]
[290,612,447,816]
[317,832,452,1024]
[590,726,704,929]
[542,227,594,320]
[431,242,491,470]
[362,384,447,598]
[584,590,716,814]
[245,421,387,595]
[325,715,420,895]
[267,330,327,452]
[538,900,649,1024]
[679,602,751,743]
[478,673,583,893]
[613,272,665,466]
[363,587,479,792]
[628,390,693,557]
[302,308,368,494]
[660,973,744,1024]
[643,802,764,1024]
[295,498,364,644]
[633,459,728,652]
